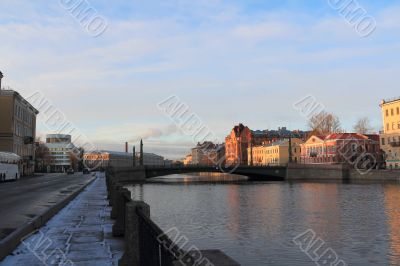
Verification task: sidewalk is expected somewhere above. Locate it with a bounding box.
[0,173,124,266]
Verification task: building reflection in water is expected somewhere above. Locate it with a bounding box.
[298,183,340,242]
[384,185,400,265]
[226,183,283,240]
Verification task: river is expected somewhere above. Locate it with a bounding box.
[126,172,400,265]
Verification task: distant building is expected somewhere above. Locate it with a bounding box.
[0,89,39,176]
[300,133,381,166]
[183,154,193,166]
[248,138,303,166]
[164,159,173,166]
[83,150,134,170]
[225,124,254,166]
[225,124,307,166]
[380,98,400,169]
[136,152,164,166]
[190,142,225,166]
[45,134,76,172]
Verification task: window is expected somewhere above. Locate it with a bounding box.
[352,144,357,152]
[398,107,400,115]
[392,109,395,116]
[387,123,390,131]
[382,138,385,145]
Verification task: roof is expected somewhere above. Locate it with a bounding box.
[381,97,400,106]
[46,134,71,139]
[99,150,134,156]
[0,152,21,162]
[0,90,39,114]
[46,143,76,149]
[325,133,368,141]
[364,134,380,141]
[84,150,164,159]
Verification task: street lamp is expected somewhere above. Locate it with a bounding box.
[0,71,3,90]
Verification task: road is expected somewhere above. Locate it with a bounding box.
[0,172,95,240]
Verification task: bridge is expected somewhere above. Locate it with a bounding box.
[108,165,288,183]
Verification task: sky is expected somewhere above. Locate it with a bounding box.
[1,0,400,159]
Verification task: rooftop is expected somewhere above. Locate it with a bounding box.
[0,151,21,162]
[0,89,39,114]
[381,97,400,105]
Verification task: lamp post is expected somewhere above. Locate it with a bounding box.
[140,139,143,166]
[288,133,293,164]
[132,146,136,167]
[0,71,3,90]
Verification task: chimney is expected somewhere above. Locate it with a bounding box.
[125,142,128,153]
[0,71,3,90]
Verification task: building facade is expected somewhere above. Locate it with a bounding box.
[137,152,165,166]
[225,124,257,166]
[84,151,134,170]
[225,124,307,166]
[248,138,303,166]
[300,133,381,167]
[190,142,225,166]
[0,89,38,176]
[84,149,167,169]
[45,134,76,172]
[183,154,193,166]
[380,98,400,169]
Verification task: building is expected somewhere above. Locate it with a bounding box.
[136,152,164,166]
[83,150,134,170]
[45,134,76,172]
[225,124,307,166]
[183,154,193,166]
[380,98,400,169]
[300,133,381,167]
[190,142,225,166]
[225,124,255,166]
[163,159,174,167]
[0,89,39,176]
[248,138,303,166]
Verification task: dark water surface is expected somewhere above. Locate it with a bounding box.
[126,173,400,266]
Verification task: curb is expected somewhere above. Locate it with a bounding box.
[0,175,98,261]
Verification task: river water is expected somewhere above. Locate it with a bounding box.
[126,173,400,266]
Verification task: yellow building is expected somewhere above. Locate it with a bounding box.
[380,98,400,169]
[248,138,303,166]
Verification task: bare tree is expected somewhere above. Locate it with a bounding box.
[308,111,342,135]
[35,141,53,172]
[69,152,79,171]
[353,117,373,134]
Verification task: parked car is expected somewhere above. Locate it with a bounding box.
[83,168,90,174]
[67,168,74,175]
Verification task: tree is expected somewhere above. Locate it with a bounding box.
[353,117,373,134]
[35,141,53,172]
[69,152,79,171]
[308,111,342,135]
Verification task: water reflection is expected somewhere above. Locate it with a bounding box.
[384,185,400,266]
[298,183,340,244]
[125,173,400,266]
[149,172,248,183]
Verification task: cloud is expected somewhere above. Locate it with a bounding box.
[2,1,400,159]
[128,124,180,142]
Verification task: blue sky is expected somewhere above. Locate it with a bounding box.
[1,0,400,159]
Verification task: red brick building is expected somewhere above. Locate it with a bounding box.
[225,124,253,166]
